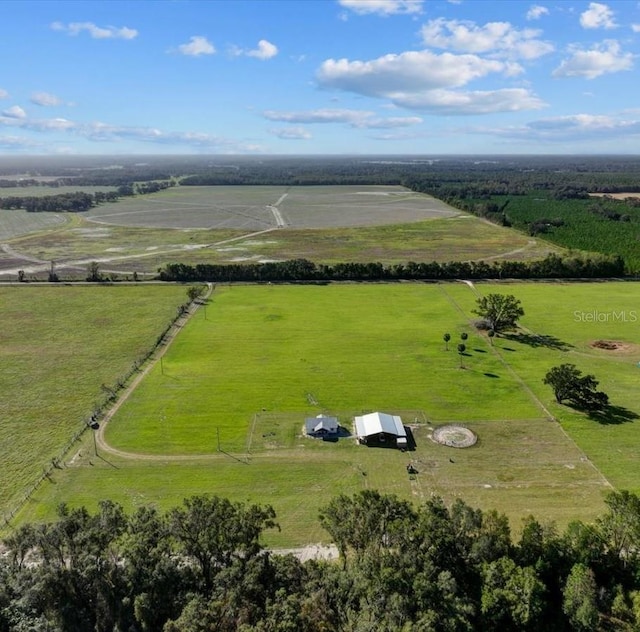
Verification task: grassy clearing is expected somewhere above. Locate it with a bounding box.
[446,281,640,490]
[17,282,639,545]
[20,416,607,547]
[0,285,188,513]
[211,218,557,265]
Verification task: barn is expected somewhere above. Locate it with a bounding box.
[305,414,339,437]
[354,412,407,449]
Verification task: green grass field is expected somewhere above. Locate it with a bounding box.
[0,285,188,514]
[14,282,640,546]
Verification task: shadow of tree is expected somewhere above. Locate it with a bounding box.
[503,332,574,351]
[587,404,640,425]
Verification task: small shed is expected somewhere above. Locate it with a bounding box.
[354,412,407,449]
[305,414,339,437]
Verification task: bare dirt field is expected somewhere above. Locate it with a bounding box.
[83,185,461,230]
[0,185,559,278]
[589,192,640,200]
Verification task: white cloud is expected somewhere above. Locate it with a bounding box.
[0,89,8,99]
[177,36,216,57]
[337,0,423,16]
[370,131,418,140]
[315,50,543,114]
[1,106,27,119]
[579,3,617,29]
[553,40,633,79]
[231,39,278,60]
[632,24,640,33]
[420,18,554,59]
[318,50,521,95]
[0,114,75,132]
[392,88,546,114]
[526,5,549,20]
[269,127,312,139]
[264,108,373,125]
[263,108,423,128]
[482,113,640,144]
[30,92,64,107]
[465,113,640,152]
[247,39,278,59]
[0,135,42,149]
[364,116,423,128]
[0,112,263,152]
[51,21,138,39]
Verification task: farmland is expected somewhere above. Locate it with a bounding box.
[484,193,640,272]
[0,285,189,514]
[14,281,640,547]
[0,185,559,279]
[1,156,639,551]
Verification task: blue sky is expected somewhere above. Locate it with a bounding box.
[1,0,639,155]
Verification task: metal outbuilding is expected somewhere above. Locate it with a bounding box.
[354,411,407,449]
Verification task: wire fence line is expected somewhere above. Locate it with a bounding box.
[3,299,196,528]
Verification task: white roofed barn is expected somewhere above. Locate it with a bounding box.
[354,412,407,450]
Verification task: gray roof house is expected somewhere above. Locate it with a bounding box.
[305,414,339,437]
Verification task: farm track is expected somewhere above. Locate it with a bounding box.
[90,282,312,463]
[94,283,223,462]
[0,226,280,277]
[0,243,48,265]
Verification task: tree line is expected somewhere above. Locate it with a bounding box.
[0,181,174,213]
[3,489,640,631]
[158,253,625,283]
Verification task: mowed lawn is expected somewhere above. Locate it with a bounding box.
[19,282,640,545]
[0,285,188,514]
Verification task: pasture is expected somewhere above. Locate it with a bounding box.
[0,285,188,515]
[0,185,559,278]
[15,282,640,546]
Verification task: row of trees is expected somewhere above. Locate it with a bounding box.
[158,253,625,283]
[0,191,100,213]
[0,181,175,213]
[3,490,640,631]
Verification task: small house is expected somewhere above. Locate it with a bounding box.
[305,414,339,437]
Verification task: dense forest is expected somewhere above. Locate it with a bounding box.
[3,490,640,631]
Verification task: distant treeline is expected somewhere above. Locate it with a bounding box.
[158,253,625,283]
[0,181,173,212]
[3,155,639,191]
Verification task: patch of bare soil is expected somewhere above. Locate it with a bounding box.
[431,425,477,448]
[590,340,639,354]
[589,192,640,200]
